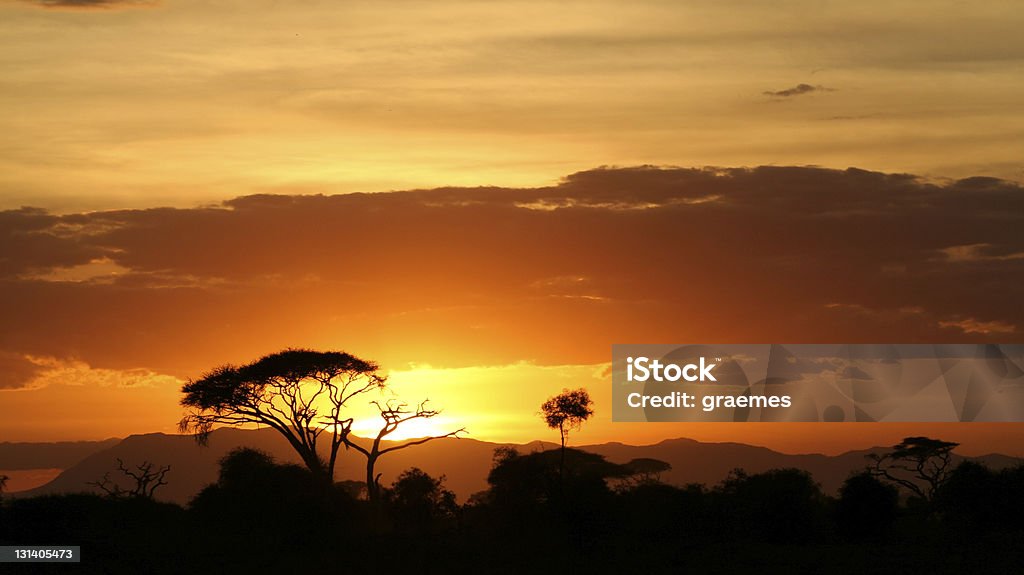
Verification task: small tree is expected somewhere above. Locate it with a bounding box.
[867,436,959,503]
[345,399,465,503]
[180,349,385,483]
[540,388,593,478]
[87,459,171,499]
[0,474,8,501]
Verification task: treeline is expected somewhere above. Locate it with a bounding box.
[2,445,1024,574]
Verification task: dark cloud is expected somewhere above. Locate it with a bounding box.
[763,83,830,97]
[0,351,43,389]
[0,165,1021,377]
[0,208,112,278]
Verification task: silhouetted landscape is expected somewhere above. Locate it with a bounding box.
[4,429,1024,573]
[2,350,1024,573]
[6,430,1023,504]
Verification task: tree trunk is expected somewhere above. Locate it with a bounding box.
[366,455,380,503]
[301,450,331,485]
[559,424,566,481]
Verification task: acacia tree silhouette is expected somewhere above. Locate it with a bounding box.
[617,458,672,488]
[179,349,385,483]
[87,458,171,499]
[0,474,8,501]
[345,399,465,503]
[541,388,593,479]
[867,436,960,502]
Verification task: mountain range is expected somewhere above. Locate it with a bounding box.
[7,429,1021,505]
[0,439,121,470]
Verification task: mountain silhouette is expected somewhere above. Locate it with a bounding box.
[0,438,120,469]
[11,429,1021,504]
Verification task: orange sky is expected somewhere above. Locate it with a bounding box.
[2,1,1024,456]
[3,168,1023,454]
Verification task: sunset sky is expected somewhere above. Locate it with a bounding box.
[2,0,1024,456]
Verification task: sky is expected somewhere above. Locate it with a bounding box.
[2,0,1024,455]
[2,0,1023,211]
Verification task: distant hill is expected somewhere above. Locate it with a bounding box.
[13,429,1022,505]
[15,429,521,505]
[0,438,121,470]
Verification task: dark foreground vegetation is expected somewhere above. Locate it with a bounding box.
[3,443,1024,575]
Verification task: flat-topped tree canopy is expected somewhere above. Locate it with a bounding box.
[242,349,379,386]
[179,348,386,482]
[180,364,249,412]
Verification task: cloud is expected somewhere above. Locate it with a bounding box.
[23,0,154,8]
[20,257,131,283]
[0,355,186,441]
[823,304,1019,339]
[939,243,1024,263]
[0,165,1021,380]
[939,318,1017,336]
[0,208,113,279]
[0,352,182,391]
[0,351,46,389]
[763,83,830,97]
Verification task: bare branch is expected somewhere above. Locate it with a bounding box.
[865,437,958,502]
[87,459,170,499]
[342,394,466,504]
[378,428,466,456]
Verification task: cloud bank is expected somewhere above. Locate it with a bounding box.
[1,165,1021,389]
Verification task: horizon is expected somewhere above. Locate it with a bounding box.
[11,425,1024,458]
[7,425,1023,499]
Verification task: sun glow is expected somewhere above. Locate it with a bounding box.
[348,415,462,442]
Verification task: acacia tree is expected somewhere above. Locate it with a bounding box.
[345,399,465,503]
[867,436,960,502]
[619,458,672,488]
[541,387,594,478]
[87,459,171,499]
[179,349,385,483]
[0,474,8,501]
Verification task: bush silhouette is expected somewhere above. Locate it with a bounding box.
[618,482,710,542]
[836,471,899,540]
[384,467,458,533]
[189,447,357,563]
[483,447,630,549]
[0,494,185,573]
[933,461,1024,534]
[715,468,827,543]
